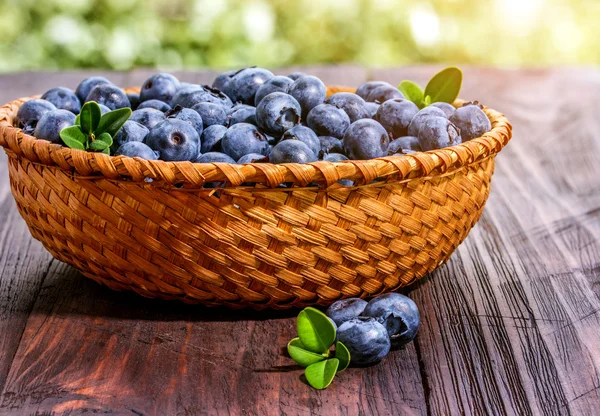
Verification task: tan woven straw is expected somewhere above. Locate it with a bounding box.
[0,86,512,309]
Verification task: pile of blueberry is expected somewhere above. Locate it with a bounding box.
[16,67,492,165]
[326,293,420,366]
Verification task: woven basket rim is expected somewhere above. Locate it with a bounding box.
[0,86,512,188]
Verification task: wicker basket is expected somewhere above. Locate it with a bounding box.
[0,86,512,309]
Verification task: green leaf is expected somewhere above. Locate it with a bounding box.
[89,140,109,151]
[424,95,432,106]
[80,101,102,135]
[424,66,463,105]
[334,341,350,371]
[60,126,86,150]
[288,338,326,368]
[305,359,339,390]
[96,132,113,147]
[95,107,132,137]
[297,307,336,354]
[398,80,424,108]
[101,148,111,155]
[75,114,80,125]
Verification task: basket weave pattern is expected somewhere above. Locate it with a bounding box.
[0,87,512,309]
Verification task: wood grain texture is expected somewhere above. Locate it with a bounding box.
[0,66,599,415]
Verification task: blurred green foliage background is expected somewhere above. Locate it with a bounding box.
[1,0,599,72]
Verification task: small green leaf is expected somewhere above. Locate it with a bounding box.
[80,101,102,134]
[288,338,326,368]
[334,341,350,372]
[75,114,80,125]
[305,359,339,390]
[101,148,111,155]
[60,126,87,150]
[96,107,132,137]
[89,140,109,151]
[424,66,463,105]
[398,80,424,108]
[297,307,337,354]
[424,95,432,106]
[96,132,113,147]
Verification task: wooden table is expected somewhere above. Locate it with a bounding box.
[0,66,599,415]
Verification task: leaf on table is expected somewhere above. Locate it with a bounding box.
[334,341,350,371]
[297,307,336,354]
[305,358,339,390]
[287,337,326,367]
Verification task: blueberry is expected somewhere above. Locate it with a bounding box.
[237,153,268,164]
[417,117,462,151]
[130,108,166,130]
[75,76,111,103]
[140,73,180,103]
[195,152,236,164]
[115,141,159,160]
[288,72,307,81]
[212,70,236,91]
[137,99,172,112]
[171,85,233,109]
[323,153,348,162]
[201,125,227,153]
[337,317,391,366]
[366,85,405,103]
[326,92,370,123]
[288,75,327,117]
[98,104,111,115]
[254,76,294,106]
[431,102,455,118]
[256,92,301,136]
[364,102,380,118]
[112,120,149,152]
[166,107,203,139]
[222,67,274,105]
[281,125,320,156]
[41,87,81,114]
[15,99,57,134]
[85,84,130,110]
[343,119,390,160]
[269,140,317,164]
[355,81,393,100]
[449,103,491,141]
[221,123,269,161]
[191,102,227,128]
[387,136,421,155]
[318,136,344,156]
[226,104,257,126]
[361,293,420,349]
[127,93,141,110]
[146,119,200,161]
[306,104,350,139]
[374,99,419,138]
[33,109,76,143]
[407,106,447,137]
[326,298,368,326]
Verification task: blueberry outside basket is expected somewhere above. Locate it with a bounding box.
[0,86,512,309]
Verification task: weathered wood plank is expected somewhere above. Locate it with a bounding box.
[371,67,600,416]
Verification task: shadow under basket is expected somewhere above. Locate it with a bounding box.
[0,86,512,309]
